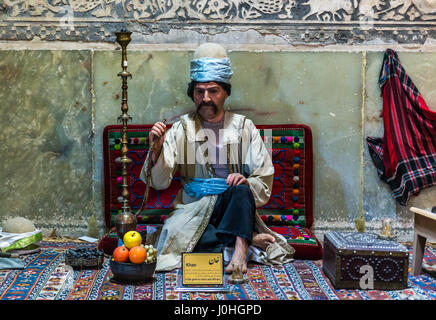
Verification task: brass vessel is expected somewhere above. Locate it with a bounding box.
[115,211,137,240]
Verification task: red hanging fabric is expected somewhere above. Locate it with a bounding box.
[367,49,436,206]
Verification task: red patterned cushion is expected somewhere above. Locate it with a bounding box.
[269,226,322,260]
[256,125,313,228]
[103,124,322,259]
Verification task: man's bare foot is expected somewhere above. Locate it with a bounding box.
[252,232,275,251]
[225,237,248,274]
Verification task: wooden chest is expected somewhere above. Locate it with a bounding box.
[322,231,409,290]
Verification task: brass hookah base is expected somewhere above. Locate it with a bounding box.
[114,211,137,241]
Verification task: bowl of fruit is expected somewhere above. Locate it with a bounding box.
[110,231,158,284]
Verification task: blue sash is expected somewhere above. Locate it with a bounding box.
[184,178,229,199]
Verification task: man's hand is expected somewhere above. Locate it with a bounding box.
[149,121,166,163]
[226,173,249,186]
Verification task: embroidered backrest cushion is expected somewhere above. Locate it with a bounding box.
[103,124,313,228]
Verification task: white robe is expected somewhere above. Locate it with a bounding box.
[141,111,295,271]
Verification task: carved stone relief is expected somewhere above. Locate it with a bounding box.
[0,0,435,43]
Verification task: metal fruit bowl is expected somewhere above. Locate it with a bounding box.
[109,259,156,284]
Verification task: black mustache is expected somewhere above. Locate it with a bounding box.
[199,101,217,108]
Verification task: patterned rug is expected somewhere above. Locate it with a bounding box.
[1,241,435,300]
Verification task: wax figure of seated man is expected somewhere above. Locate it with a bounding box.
[141,43,295,273]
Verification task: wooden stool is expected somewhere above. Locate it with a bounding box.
[410,207,436,276]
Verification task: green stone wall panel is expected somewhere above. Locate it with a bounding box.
[93,51,362,228]
[227,52,363,224]
[93,50,194,225]
[93,50,193,126]
[0,50,93,237]
[363,51,396,222]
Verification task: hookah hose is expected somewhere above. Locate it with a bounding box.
[0,244,41,257]
[134,119,168,216]
[0,252,19,258]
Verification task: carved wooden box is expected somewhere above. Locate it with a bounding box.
[322,231,409,290]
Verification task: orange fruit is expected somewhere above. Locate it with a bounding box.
[113,245,130,263]
[129,245,147,264]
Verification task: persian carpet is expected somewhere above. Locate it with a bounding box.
[1,241,435,300]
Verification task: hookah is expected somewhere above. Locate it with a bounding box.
[113,30,137,242]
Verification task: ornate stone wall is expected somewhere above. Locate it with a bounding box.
[1,0,435,44]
